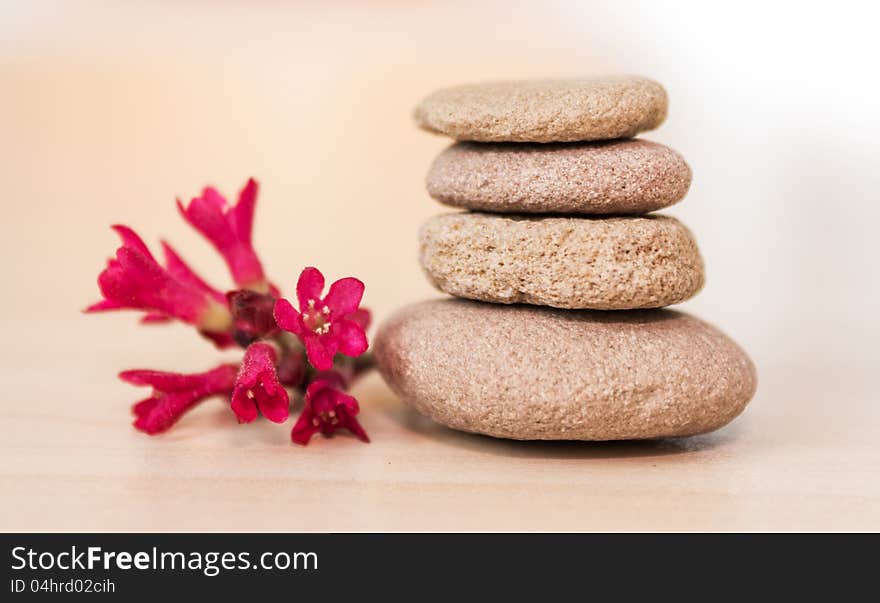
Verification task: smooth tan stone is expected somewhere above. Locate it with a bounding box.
[426,139,691,214]
[419,212,704,310]
[374,299,757,441]
[414,76,668,142]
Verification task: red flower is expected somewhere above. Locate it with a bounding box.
[87,225,233,345]
[291,375,369,445]
[230,342,290,424]
[273,267,368,371]
[90,176,377,445]
[177,178,268,292]
[120,364,238,435]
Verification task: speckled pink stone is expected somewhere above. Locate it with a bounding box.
[426,139,691,214]
[374,299,757,441]
[414,76,668,143]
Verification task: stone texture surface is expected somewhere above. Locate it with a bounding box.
[419,212,704,310]
[374,299,757,441]
[426,139,691,214]
[414,76,668,142]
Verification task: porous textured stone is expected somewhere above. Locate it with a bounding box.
[426,139,691,214]
[419,213,704,310]
[414,76,668,143]
[374,299,757,441]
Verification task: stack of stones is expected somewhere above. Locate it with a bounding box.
[375,77,757,441]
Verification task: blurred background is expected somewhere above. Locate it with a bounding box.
[2,0,878,375]
[1,1,878,529]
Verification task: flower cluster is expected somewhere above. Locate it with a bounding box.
[87,178,371,445]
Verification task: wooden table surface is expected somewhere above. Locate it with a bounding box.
[2,318,877,532]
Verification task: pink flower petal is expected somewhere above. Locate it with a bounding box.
[304,378,330,402]
[256,386,290,424]
[230,389,259,423]
[111,224,155,261]
[161,241,226,304]
[199,187,228,210]
[304,335,336,371]
[332,390,360,414]
[178,197,237,249]
[331,319,368,357]
[324,277,364,317]
[290,410,319,445]
[120,365,238,391]
[296,267,325,310]
[84,299,123,313]
[140,312,172,324]
[132,391,204,435]
[132,397,159,418]
[120,369,193,390]
[230,178,257,245]
[342,413,370,443]
[273,298,305,336]
[347,308,372,331]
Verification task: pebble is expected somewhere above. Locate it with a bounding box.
[419,212,704,310]
[426,139,691,214]
[375,299,757,441]
[414,76,667,142]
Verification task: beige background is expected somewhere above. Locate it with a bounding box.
[1,1,878,530]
